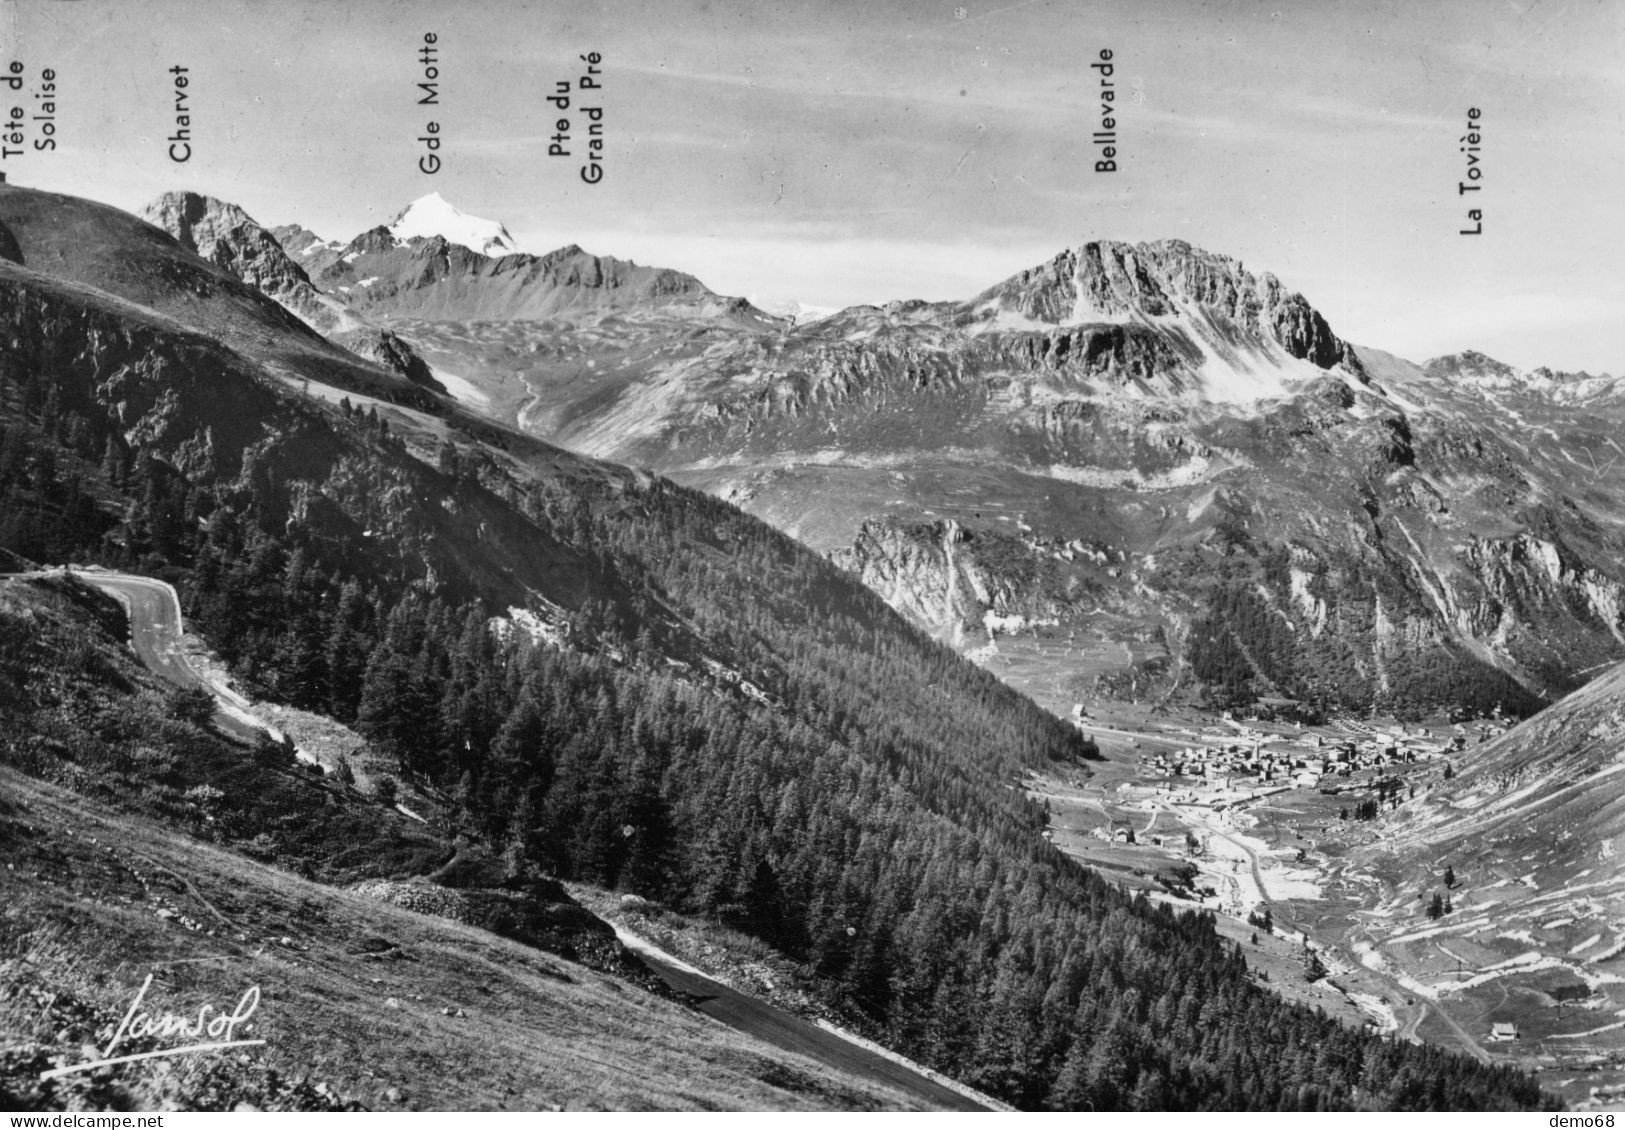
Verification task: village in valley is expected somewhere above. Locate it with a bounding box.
[1022,696,1625,1110]
[1027,702,1510,914]
[1119,710,1494,812]
[1062,703,1506,846]
[1021,702,1579,1081]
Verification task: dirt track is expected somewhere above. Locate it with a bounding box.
[619,934,990,1110]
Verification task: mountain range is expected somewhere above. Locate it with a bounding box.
[0,178,1602,1111]
[147,190,1625,726]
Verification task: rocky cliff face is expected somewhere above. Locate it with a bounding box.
[834,519,1044,645]
[1458,533,1625,667]
[332,327,445,394]
[141,191,339,332]
[814,346,1625,719]
[833,494,1625,719]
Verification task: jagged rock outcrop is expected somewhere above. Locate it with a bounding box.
[141,191,341,333]
[346,225,400,257]
[268,222,330,259]
[1426,350,1526,386]
[1464,533,1625,644]
[332,327,445,393]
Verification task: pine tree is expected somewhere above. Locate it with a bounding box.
[373,775,398,807]
[1303,944,1328,982]
[501,791,536,885]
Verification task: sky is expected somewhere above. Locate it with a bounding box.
[1,0,1620,372]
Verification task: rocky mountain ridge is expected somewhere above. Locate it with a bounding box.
[1424,349,1622,403]
[265,208,775,328]
[124,184,1625,721]
[966,239,1358,372]
[140,191,443,391]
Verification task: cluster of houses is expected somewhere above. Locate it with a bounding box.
[1138,720,1470,803]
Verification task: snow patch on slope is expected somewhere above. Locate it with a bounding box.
[750,297,842,325]
[429,365,491,408]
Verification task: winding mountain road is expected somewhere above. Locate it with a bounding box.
[9,568,270,743]
[79,572,193,681]
[615,931,990,1111]
[78,571,272,743]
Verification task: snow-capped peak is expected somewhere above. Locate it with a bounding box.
[387,192,520,258]
[749,297,842,325]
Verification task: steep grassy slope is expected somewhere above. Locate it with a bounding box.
[0,186,430,408]
[1360,659,1625,944]
[1302,661,1625,1106]
[0,781,931,1112]
[0,252,625,614]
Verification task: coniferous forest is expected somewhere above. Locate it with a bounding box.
[0,307,1557,1112]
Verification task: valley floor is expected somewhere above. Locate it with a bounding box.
[1030,703,1625,1111]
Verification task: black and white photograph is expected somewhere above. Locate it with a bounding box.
[0,0,1620,1115]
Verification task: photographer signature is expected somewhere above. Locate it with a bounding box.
[40,973,265,1080]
